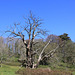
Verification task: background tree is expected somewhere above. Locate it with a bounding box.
[0,37,9,67]
[59,33,70,41]
[58,33,75,65]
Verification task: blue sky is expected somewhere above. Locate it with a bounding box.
[0,0,75,41]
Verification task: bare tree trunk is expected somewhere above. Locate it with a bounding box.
[32,57,41,68]
[0,57,3,67]
[26,47,34,68]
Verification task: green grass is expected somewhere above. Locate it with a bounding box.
[39,65,49,68]
[72,72,75,75]
[0,64,20,75]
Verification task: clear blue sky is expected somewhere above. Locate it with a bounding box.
[0,0,75,41]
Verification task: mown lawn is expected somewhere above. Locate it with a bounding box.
[0,64,20,75]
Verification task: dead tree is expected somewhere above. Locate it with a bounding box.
[5,12,61,68]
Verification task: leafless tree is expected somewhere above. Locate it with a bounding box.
[0,37,8,67]
[5,12,61,68]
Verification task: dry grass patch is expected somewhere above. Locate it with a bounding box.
[16,68,72,75]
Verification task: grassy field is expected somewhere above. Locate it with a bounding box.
[73,72,75,75]
[0,64,20,75]
[0,64,75,75]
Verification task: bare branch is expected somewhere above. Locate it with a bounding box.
[43,45,59,58]
[38,39,52,61]
[32,48,40,55]
[41,41,65,60]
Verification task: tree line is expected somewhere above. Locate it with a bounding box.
[0,33,75,67]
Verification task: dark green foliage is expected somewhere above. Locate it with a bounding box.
[39,57,49,65]
[59,33,70,41]
[58,33,75,65]
[57,40,75,65]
